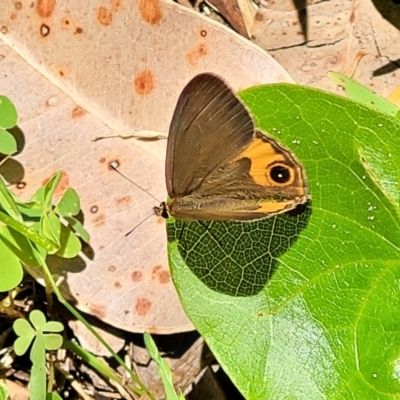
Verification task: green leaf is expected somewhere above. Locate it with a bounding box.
[40,213,61,248]
[43,321,64,333]
[0,176,21,221]
[30,310,47,331]
[41,212,81,257]
[0,210,57,252]
[65,216,90,242]
[329,71,400,116]
[144,332,182,400]
[13,336,34,356]
[0,381,10,400]
[13,318,35,356]
[56,222,82,258]
[32,172,62,211]
[13,318,35,338]
[0,226,41,267]
[55,188,80,216]
[43,333,63,350]
[0,96,17,129]
[0,128,17,155]
[169,84,400,399]
[0,235,23,292]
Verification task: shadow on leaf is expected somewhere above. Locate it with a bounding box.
[167,203,311,297]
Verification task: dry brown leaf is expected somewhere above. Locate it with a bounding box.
[0,0,292,334]
[207,0,257,38]
[252,0,400,96]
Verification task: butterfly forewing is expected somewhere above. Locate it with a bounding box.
[166,73,255,198]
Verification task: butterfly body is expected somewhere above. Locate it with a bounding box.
[157,73,308,222]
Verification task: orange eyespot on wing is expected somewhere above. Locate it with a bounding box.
[233,133,307,200]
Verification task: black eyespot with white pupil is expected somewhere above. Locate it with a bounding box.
[270,165,291,184]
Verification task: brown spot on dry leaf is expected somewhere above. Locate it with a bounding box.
[108,265,116,272]
[1,26,8,34]
[131,271,142,282]
[99,157,106,164]
[36,0,55,18]
[71,106,86,119]
[138,0,162,25]
[152,265,162,274]
[75,27,83,34]
[135,298,151,316]
[61,17,70,28]
[152,265,170,284]
[111,0,122,11]
[92,213,106,227]
[114,281,122,288]
[10,13,17,21]
[186,43,208,65]
[133,70,154,95]
[97,6,113,26]
[116,196,131,206]
[158,270,170,284]
[89,303,106,319]
[14,2,22,10]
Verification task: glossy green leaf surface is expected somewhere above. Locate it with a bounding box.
[0,231,23,292]
[55,188,80,217]
[168,84,400,399]
[0,128,17,155]
[0,96,17,129]
[329,72,400,117]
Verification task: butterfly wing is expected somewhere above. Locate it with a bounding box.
[169,131,308,220]
[166,73,254,198]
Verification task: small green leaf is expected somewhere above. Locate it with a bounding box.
[14,336,34,356]
[0,210,57,252]
[0,96,17,129]
[65,216,90,242]
[40,213,61,248]
[329,71,400,116]
[0,176,22,221]
[56,223,81,258]
[32,172,62,211]
[41,212,81,257]
[144,332,182,400]
[16,201,45,218]
[43,321,64,333]
[30,310,47,331]
[0,237,23,292]
[0,128,17,155]
[13,318,35,338]
[43,333,63,350]
[55,188,80,217]
[0,226,41,267]
[0,381,10,400]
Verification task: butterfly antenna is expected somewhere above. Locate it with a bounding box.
[125,211,154,237]
[109,162,160,203]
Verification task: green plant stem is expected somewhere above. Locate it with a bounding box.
[63,339,123,384]
[34,250,154,399]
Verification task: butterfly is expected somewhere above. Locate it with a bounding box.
[155,73,308,221]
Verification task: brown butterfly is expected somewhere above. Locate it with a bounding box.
[155,73,308,221]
